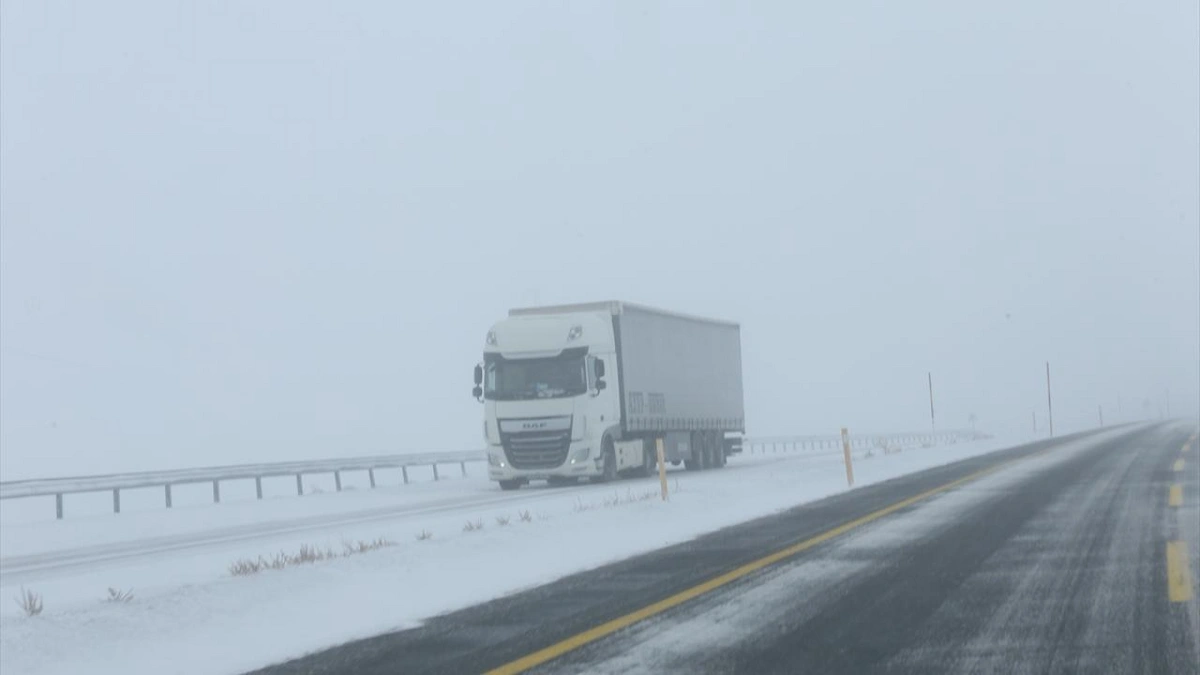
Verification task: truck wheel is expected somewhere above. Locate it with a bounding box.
[498,479,522,491]
[712,431,727,468]
[641,439,657,477]
[592,439,617,483]
[685,431,705,471]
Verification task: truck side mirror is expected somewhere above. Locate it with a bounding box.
[595,380,607,391]
[472,385,484,400]
[474,364,483,385]
[595,359,605,378]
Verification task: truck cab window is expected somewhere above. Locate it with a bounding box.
[484,348,589,400]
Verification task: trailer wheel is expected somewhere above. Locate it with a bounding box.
[712,431,727,468]
[591,438,617,483]
[684,432,699,471]
[685,431,706,471]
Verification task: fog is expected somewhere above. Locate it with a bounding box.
[2,2,1197,478]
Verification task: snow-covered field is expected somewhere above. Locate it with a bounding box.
[1,435,1025,675]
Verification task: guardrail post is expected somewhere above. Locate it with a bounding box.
[165,484,173,508]
[334,471,342,492]
[402,467,409,484]
[255,477,263,500]
[56,493,63,519]
[296,474,304,495]
[113,489,121,514]
[368,469,376,488]
[212,480,220,503]
[460,461,467,477]
[432,464,440,481]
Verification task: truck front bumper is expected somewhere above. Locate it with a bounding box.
[486,441,602,481]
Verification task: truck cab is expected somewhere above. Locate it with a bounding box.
[475,311,628,489]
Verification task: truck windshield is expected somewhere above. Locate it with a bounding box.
[485,349,588,400]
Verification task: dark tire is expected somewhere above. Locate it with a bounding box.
[685,431,706,471]
[591,438,618,483]
[498,479,522,491]
[641,439,658,477]
[712,431,727,468]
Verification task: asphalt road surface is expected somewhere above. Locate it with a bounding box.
[255,422,1199,675]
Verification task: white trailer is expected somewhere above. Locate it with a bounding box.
[473,301,745,490]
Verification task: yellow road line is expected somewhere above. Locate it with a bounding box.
[1169,484,1183,507]
[1174,458,1186,472]
[1167,541,1194,603]
[484,461,1014,675]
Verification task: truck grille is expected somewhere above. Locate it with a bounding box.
[501,429,572,469]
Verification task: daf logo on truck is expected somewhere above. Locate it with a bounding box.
[476,301,746,491]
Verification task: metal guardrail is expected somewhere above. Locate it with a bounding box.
[0,429,982,520]
[0,451,485,519]
[742,430,982,455]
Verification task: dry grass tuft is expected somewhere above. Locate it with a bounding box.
[518,509,532,523]
[342,538,393,556]
[495,515,510,527]
[106,587,135,603]
[462,519,484,532]
[228,538,395,577]
[579,489,660,512]
[415,529,433,541]
[14,587,43,617]
[229,558,263,576]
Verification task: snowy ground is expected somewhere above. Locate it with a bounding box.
[0,435,1027,675]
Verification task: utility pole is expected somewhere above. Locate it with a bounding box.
[1099,404,1104,427]
[1032,410,1037,435]
[927,372,936,442]
[1046,361,1054,437]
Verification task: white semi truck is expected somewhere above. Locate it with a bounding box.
[473,301,745,490]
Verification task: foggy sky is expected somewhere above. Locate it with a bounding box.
[2,1,1197,478]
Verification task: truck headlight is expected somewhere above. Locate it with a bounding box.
[569,446,591,464]
[488,453,505,468]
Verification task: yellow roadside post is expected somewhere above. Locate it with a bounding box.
[841,427,855,487]
[656,438,669,501]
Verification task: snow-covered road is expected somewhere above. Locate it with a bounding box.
[1,435,1020,675]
